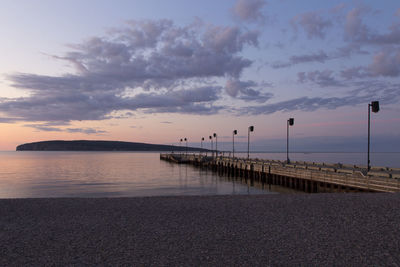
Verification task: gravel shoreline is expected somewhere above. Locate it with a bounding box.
[1,193,399,266]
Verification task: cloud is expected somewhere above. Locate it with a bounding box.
[368,24,400,45]
[224,79,272,103]
[291,11,332,39]
[241,81,400,115]
[1,19,259,124]
[24,125,63,132]
[127,86,224,114]
[341,48,400,79]
[24,124,107,134]
[345,7,400,45]
[160,121,172,124]
[340,67,367,80]
[66,128,107,134]
[0,117,20,123]
[330,3,346,14]
[290,51,329,64]
[368,49,400,77]
[297,70,343,87]
[232,0,267,24]
[344,6,370,42]
[272,50,329,68]
[335,43,369,58]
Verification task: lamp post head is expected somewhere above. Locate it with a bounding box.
[233,130,237,135]
[202,137,204,141]
[184,138,187,141]
[180,138,182,142]
[288,118,294,126]
[249,126,254,132]
[371,101,379,113]
[209,136,212,140]
[213,133,217,138]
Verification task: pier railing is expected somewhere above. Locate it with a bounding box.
[160,153,400,193]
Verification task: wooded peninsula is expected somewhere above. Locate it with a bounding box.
[16,140,204,152]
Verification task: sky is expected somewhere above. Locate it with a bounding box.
[0,0,400,152]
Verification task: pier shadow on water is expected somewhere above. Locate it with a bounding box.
[185,162,302,194]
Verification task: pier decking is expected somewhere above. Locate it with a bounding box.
[160,153,400,193]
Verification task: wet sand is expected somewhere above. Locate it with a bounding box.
[1,193,399,266]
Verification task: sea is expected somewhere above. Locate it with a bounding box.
[0,151,398,199]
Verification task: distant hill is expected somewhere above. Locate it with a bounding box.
[16,140,206,152]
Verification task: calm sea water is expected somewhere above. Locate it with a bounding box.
[0,151,277,199]
[0,151,398,199]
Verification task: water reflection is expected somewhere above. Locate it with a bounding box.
[0,151,297,198]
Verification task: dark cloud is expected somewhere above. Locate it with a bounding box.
[24,125,63,132]
[272,51,329,69]
[66,128,107,134]
[335,43,369,58]
[0,117,20,123]
[127,86,224,114]
[160,121,172,124]
[297,70,343,87]
[24,124,107,134]
[241,81,400,115]
[224,79,272,103]
[340,67,367,80]
[290,51,329,64]
[242,96,349,115]
[1,20,259,124]
[291,11,332,39]
[232,0,267,24]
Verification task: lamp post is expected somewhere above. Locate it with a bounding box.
[180,138,183,155]
[213,133,217,157]
[248,126,254,159]
[287,118,294,163]
[201,137,204,156]
[209,135,213,158]
[184,137,187,155]
[233,130,237,158]
[368,101,379,171]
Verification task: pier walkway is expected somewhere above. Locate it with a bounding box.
[160,153,400,193]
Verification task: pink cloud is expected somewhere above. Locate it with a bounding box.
[232,0,266,24]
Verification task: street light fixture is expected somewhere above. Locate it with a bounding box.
[368,101,379,171]
[248,126,254,159]
[209,135,213,158]
[233,130,237,158]
[213,133,218,157]
[287,118,294,163]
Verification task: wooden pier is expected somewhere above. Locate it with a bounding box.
[160,153,400,193]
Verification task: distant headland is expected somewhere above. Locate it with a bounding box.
[16,140,206,152]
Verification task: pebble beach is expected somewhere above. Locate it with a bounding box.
[1,193,399,266]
